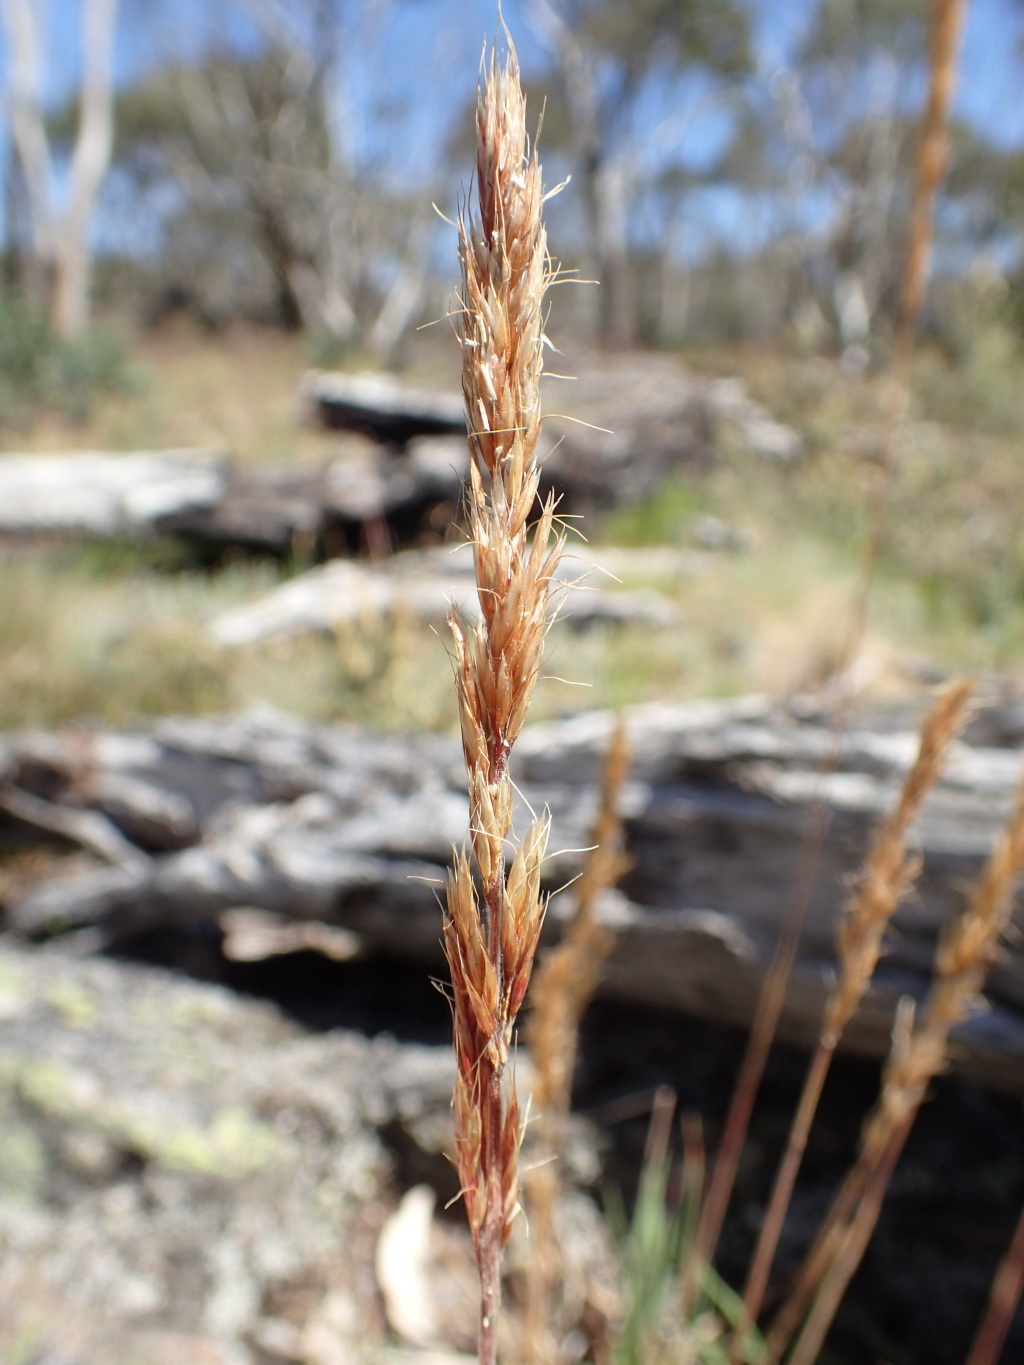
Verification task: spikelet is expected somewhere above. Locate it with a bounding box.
[739,682,973,1357]
[769,745,1024,1365]
[824,679,974,1045]
[867,760,1024,1148]
[784,761,1024,1365]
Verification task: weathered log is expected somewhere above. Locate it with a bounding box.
[301,369,467,442]
[3,697,1024,1088]
[208,542,688,646]
[0,446,464,559]
[0,364,800,558]
[0,450,225,536]
[302,358,803,517]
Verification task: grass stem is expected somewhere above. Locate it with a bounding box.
[965,1195,1024,1365]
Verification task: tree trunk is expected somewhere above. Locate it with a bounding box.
[529,0,636,349]
[366,212,435,362]
[589,153,635,349]
[1,0,57,308]
[1,0,119,338]
[52,0,119,338]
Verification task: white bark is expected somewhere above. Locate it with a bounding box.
[0,0,119,337]
[53,0,119,338]
[2,0,56,272]
[365,212,435,361]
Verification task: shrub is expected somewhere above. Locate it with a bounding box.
[0,292,134,429]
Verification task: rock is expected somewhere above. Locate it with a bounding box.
[0,940,459,1364]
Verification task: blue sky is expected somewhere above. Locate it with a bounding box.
[19,0,1024,164]
[2,0,1022,264]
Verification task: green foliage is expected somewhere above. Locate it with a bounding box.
[800,0,930,67]
[607,1122,763,1365]
[600,477,704,547]
[607,1136,693,1365]
[571,0,751,90]
[0,294,133,429]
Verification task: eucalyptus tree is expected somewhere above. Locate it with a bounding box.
[527,0,751,347]
[1,0,120,337]
[102,0,440,355]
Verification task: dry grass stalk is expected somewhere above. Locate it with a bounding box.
[964,1192,1024,1365]
[678,0,967,1329]
[746,5,970,1350]
[527,716,630,1119]
[784,1075,913,1365]
[825,678,975,1046]
[524,717,631,1362]
[841,0,966,677]
[687,798,831,1310]
[768,757,1024,1365]
[734,681,973,1356]
[844,0,966,669]
[894,0,968,376]
[443,35,562,1365]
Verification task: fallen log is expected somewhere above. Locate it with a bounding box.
[157,448,465,559]
[301,369,466,443]
[2,697,1023,1089]
[0,450,225,537]
[0,363,801,558]
[302,357,803,518]
[0,446,464,559]
[208,542,690,646]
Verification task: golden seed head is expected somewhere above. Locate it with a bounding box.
[824,680,973,1046]
[442,34,562,1270]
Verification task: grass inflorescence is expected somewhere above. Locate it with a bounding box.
[442,35,564,1365]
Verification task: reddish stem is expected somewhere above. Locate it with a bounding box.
[731,1038,835,1362]
[965,1197,1024,1365]
[691,798,832,1292]
[787,1124,908,1365]
[477,1057,505,1365]
[476,851,507,1365]
[765,1116,913,1363]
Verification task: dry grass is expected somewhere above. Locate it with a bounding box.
[0,548,458,730]
[966,1198,1024,1365]
[690,9,985,1358]
[523,717,630,1363]
[6,324,311,459]
[771,754,1024,1365]
[826,677,976,1045]
[737,679,974,1357]
[441,38,561,1365]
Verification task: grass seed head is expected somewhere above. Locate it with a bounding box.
[442,34,563,1346]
